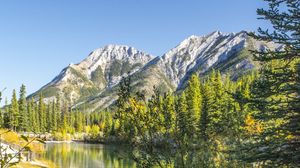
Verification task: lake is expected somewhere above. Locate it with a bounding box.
[42,142,136,168]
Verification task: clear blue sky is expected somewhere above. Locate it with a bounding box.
[0,0,268,103]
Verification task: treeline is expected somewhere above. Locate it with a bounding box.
[109,70,257,167]
[0,86,113,136]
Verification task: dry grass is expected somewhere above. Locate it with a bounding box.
[0,129,45,153]
[0,129,56,168]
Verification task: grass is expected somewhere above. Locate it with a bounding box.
[0,129,44,153]
[0,129,56,168]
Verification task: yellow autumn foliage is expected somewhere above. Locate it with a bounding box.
[0,129,44,153]
[244,114,263,135]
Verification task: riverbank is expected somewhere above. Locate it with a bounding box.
[19,131,129,145]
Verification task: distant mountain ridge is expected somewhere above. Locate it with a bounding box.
[30,31,280,111]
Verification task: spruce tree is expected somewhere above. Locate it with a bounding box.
[174,92,189,168]
[199,82,212,141]
[10,89,19,131]
[185,74,202,138]
[103,113,112,136]
[74,110,83,132]
[34,100,40,132]
[241,0,300,166]
[52,100,58,131]
[18,84,27,131]
[115,75,132,136]
[162,92,176,135]
[61,101,68,132]
[27,98,34,132]
[3,98,10,129]
[38,93,46,133]
[46,103,52,132]
[55,94,61,131]
[147,86,164,135]
[209,70,225,135]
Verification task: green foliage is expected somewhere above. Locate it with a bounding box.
[40,86,59,98]
[162,92,176,135]
[18,84,27,132]
[10,89,19,131]
[61,101,69,132]
[91,66,106,86]
[237,0,300,167]
[38,93,46,132]
[185,74,202,138]
[89,125,100,140]
[199,82,212,140]
[110,68,263,167]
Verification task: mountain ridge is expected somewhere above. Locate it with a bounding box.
[30,30,279,111]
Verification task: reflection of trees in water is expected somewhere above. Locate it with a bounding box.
[43,143,135,168]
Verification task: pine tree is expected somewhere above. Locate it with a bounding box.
[27,98,34,132]
[185,74,202,138]
[46,102,52,132]
[104,113,113,136]
[69,107,75,133]
[74,110,83,132]
[115,75,132,136]
[55,94,61,131]
[61,101,68,132]
[223,75,241,137]
[147,86,164,135]
[241,0,300,166]
[10,89,19,131]
[52,100,58,132]
[3,98,10,129]
[199,82,212,141]
[18,84,27,131]
[195,82,217,167]
[209,70,225,135]
[38,93,46,133]
[34,100,40,132]
[162,92,176,135]
[174,92,189,167]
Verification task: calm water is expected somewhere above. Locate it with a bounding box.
[42,142,136,168]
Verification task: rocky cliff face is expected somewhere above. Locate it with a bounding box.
[30,31,280,111]
[31,45,153,104]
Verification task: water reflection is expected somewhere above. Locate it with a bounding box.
[42,142,136,168]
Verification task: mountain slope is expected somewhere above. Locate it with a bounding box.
[30,45,154,104]
[31,31,280,111]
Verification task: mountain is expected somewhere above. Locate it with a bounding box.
[30,45,154,104]
[30,31,280,111]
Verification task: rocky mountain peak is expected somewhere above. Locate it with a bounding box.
[77,45,153,77]
[31,30,279,111]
